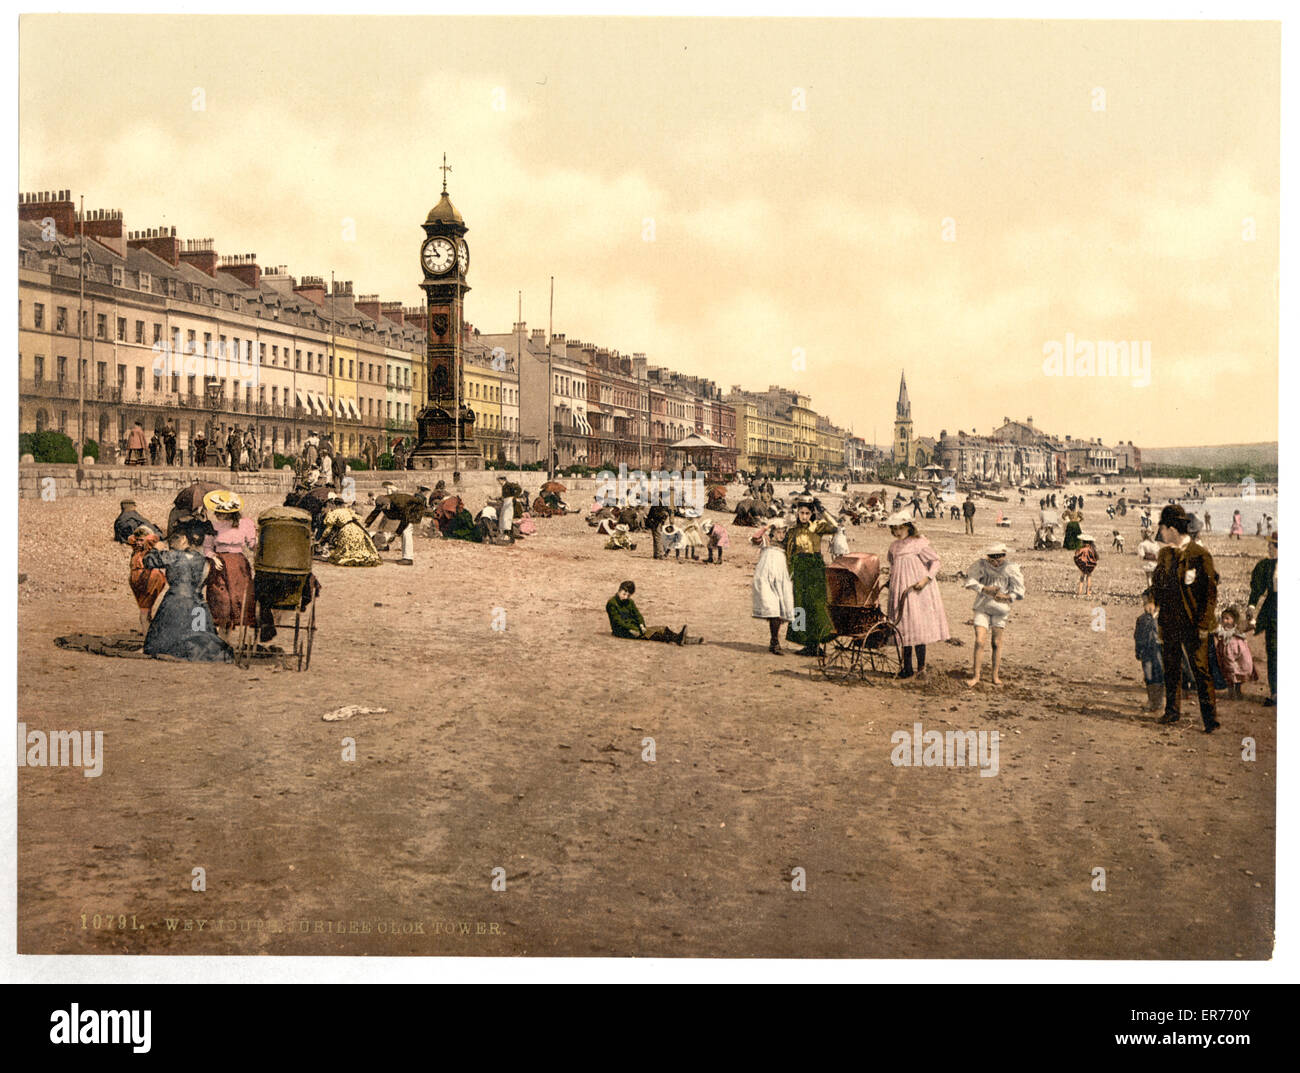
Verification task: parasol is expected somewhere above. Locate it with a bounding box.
[541,480,567,494]
[174,481,223,512]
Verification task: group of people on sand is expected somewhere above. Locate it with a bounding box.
[610,492,1024,687]
[114,491,272,663]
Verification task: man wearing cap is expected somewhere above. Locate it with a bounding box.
[364,481,428,566]
[1151,503,1220,732]
[962,494,976,535]
[113,499,161,544]
[963,543,1025,686]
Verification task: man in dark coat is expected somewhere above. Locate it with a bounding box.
[1151,504,1220,732]
[163,421,177,465]
[962,494,977,534]
[112,499,161,544]
[364,482,428,565]
[1249,531,1278,706]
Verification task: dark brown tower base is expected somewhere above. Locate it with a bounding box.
[406,403,483,470]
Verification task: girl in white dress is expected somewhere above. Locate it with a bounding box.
[752,520,795,655]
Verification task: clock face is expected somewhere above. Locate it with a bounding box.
[456,239,469,275]
[422,237,455,276]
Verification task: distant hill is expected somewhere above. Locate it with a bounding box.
[1141,443,1277,468]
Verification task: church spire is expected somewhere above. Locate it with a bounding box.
[896,370,911,420]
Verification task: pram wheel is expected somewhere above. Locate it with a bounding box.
[861,620,902,676]
[294,601,316,672]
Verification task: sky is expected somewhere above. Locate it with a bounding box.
[18,16,1279,447]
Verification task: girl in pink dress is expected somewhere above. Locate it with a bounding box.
[201,490,258,638]
[1229,511,1244,540]
[885,512,951,678]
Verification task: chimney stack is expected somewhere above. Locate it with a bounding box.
[379,301,405,326]
[219,253,261,289]
[294,275,328,306]
[76,207,125,256]
[127,226,181,266]
[403,306,427,332]
[18,189,76,239]
[354,293,382,321]
[179,237,219,276]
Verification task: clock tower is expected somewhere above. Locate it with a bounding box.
[408,155,480,469]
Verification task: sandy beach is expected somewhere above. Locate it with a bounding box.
[17,479,1275,958]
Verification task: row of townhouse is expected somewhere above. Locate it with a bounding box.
[17,191,424,464]
[931,416,1141,485]
[17,189,857,476]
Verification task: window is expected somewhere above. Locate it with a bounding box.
[139,272,151,291]
[97,361,107,386]
[153,323,162,344]
[56,355,67,380]
[33,355,44,381]
[295,349,301,370]
[135,367,144,391]
[56,307,68,332]
[348,360,354,379]
[115,317,126,341]
[33,304,44,329]
[171,373,179,394]
[187,375,196,398]
[272,345,279,364]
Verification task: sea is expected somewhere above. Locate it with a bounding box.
[1172,494,1278,534]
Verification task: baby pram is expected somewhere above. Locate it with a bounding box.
[236,506,318,671]
[814,553,902,682]
[1033,507,1061,550]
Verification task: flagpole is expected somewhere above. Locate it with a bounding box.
[516,290,523,482]
[76,194,85,460]
[547,276,554,479]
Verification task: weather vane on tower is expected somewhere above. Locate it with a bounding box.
[440,152,452,195]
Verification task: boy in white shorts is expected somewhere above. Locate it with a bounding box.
[964,543,1025,686]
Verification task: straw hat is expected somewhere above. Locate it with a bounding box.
[986,542,1008,557]
[701,518,714,533]
[615,523,630,533]
[203,490,243,515]
[1079,532,1095,543]
[885,510,912,528]
[661,523,679,536]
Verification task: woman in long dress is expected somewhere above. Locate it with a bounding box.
[201,490,258,640]
[784,502,839,656]
[885,511,950,678]
[752,520,795,655]
[320,503,382,567]
[142,531,234,662]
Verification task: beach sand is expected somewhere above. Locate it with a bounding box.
[17,479,1276,957]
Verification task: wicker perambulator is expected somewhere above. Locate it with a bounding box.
[814,552,903,681]
[236,506,318,670]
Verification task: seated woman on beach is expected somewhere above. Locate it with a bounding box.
[142,531,234,662]
[319,497,382,567]
[127,526,166,635]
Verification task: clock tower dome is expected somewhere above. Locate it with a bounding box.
[408,154,480,469]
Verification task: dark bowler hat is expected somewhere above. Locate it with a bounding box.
[1158,504,1188,530]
